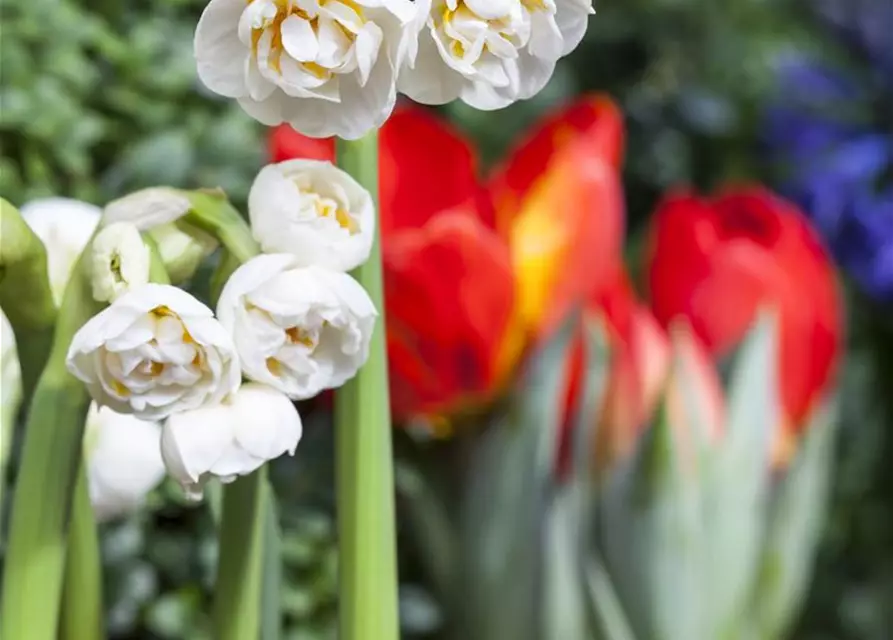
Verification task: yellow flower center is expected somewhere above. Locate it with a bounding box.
[248,0,367,80]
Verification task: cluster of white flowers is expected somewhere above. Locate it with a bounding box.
[50,158,378,502]
[194,0,596,139]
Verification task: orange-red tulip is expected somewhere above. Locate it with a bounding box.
[645,187,842,433]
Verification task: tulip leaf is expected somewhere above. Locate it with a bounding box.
[701,313,778,638]
[584,554,638,640]
[752,397,839,640]
[544,318,610,640]
[598,395,707,640]
[459,316,576,640]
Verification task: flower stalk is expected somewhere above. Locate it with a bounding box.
[334,133,400,640]
[0,248,103,640]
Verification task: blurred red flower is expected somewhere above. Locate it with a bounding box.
[269,95,625,424]
[645,187,842,434]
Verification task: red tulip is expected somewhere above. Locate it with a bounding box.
[384,210,524,421]
[645,187,842,431]
[489,94,626,343]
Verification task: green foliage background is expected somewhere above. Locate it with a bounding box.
[1,0,890,638]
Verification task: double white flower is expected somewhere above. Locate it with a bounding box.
[401,0,594,109]
[67,284,242,421]
[218,253,377,400]
[194,0,421,139]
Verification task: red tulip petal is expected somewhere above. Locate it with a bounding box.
[489,93,625,233]
[268,125,335,163]
[507,139,625,342]
[384,210,522,420]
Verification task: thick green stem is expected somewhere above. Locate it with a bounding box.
[183,190,260,264]
[0,263,101,639]
[213,469,268,640]
[334,133,400,640]
[60,469,104,640]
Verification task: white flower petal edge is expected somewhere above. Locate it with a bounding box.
[91,222,151,303]
[398,0,594,110]
[84,403,165,522]
[217,254,377,400]
[20,197,102,305]
[161,382,303,499]
[66,283,242,421]
[194,0,423,139]
[249,160,375,272]
[103,188,217,283]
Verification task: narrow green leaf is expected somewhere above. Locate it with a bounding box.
[701,313,777,638]
[544,318,610,640]
[260,483,283,640]
[459,316,576,640]
[584,555,637,640]
[598,396,707,640]
[752,399,839,640]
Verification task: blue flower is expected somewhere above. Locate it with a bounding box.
[763,12,893,300]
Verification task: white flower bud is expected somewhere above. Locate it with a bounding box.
[19,198,102,305]
[66,284,242,420]
[83,403,165,522]
[161,383,303,499]
[216,254,377,400]
[249,160,375,272]
[103,188,218,284]
[193,0,424,139]
[399,0,594,109]
[90,222,151,303]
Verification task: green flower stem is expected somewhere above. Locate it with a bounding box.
[0,250,103,640]
[193,192,279,640]
[60,471,104,640]
[334,133,400,640]
[0,198,57,397]
[214,468,268,640]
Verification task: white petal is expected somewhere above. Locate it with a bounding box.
[281,16,319,62]
[103,188,192,230]
[194,0,251,98]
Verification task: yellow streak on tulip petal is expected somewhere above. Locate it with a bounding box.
[508,184,569,333]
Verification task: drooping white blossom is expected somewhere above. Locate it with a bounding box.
[249,159,375,272]
[103,188,218,284]
[91,222,151,303]
[217,254,377,400]
[84,403,165,522]
[19,198,102,305]
[194,0,422,139]
[67,284,242,420]
[399,0,594,110]
[161,382,303,499]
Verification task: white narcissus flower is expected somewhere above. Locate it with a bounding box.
[399,0,594,110]
[249,160,374,272]
[83,403,165,522]
[217,254,377,400]
[91,222,151,303]
[194,0,421,139]
[20,198,102,305]
[161,383,303,499]
[103,188,218,284]
[66,284,242,420]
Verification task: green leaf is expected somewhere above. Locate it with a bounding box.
[752,399,839,640]
[584,555,637,640]
[543,318,610,640]
[701,313,777,638]
[598,396,707,640]
[458,316,576,640]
